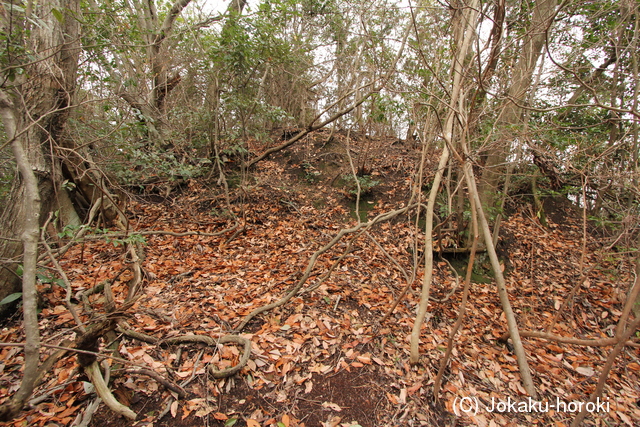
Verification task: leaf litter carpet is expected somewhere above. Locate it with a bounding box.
[1,180,639,427]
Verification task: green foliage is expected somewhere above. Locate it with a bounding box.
[37,271,65,288]
[587,215,619,231]
[369,94,403,124]
[57,224,81,239]
[302,161,321,183]
[0,292,22,305]
[224,417,238,426]
[0,264,24,305]
[196,0,316,139]
[61,180,75,191]
[0,3,29,83]
[85,227,147,247]
[343,174,379,196]
[221,141,248,158]
[110,142,210,187]
[103,232,146,248]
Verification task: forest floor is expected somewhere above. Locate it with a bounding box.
[1,130,639,427]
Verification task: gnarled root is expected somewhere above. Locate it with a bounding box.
[119,327,252,379]
[84,361,136,420]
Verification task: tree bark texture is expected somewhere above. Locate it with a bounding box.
[0,0,80,313]
[410,0,479,364]
[478,0,558,212]
[0,92,43,420]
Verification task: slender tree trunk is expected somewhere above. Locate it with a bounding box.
[478,0,558,212]
[120,0,245,148]
[463,158,538,398]
[0,93,42,421]
[410,0,479,364]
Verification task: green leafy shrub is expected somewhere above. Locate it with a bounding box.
[343,174,380,196]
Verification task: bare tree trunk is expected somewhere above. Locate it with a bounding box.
[478,0,558,212]
[0,0,80,404]
[119,0,244,147]
[463,158,538,398]
[410,0,479,364]
[0,93,42,421]
[0,0,80,313]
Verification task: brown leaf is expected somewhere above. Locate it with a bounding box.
[213,412,228,420]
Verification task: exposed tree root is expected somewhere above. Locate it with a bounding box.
[117,327,252,379]
[499,330,639,347]
[84,361,136,420]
